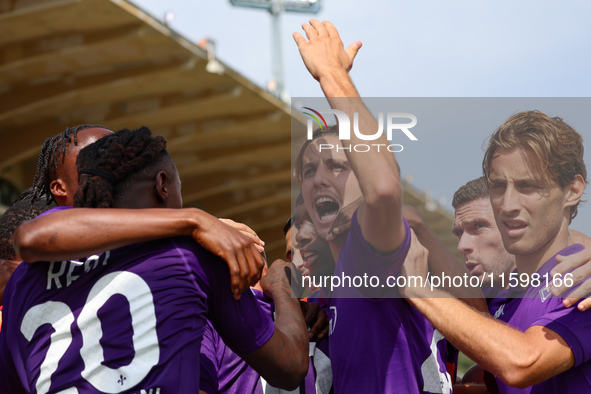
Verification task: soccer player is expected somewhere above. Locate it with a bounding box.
[285,215,307,284]
[198,210,331,394]
[452,176,516,295]
[293,196,335,294]
[293,20,467,392]
[400,110,591,392]
[293,195,334,392]
[0,188,54,334]
[451,176,590,299]
[16,124,266,298]
[0,127,308,392]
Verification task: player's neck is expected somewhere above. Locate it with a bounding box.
[515,224,571,277]
[115,183,162,209]
[329,236,346,263]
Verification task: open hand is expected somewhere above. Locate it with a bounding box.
[293,19,362,81]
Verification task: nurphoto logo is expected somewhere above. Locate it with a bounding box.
[302,107,418,152]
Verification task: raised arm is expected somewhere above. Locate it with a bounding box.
[14,208,265,299]
[239,260,309,389]
[294,20,404,253]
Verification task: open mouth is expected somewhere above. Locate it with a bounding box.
[465,262,481,277]
[301,250,318,269]
[315,196,340,222]
[502,220,527,237]
[504,221,526,229]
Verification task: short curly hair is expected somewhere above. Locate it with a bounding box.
[452,177,489,211]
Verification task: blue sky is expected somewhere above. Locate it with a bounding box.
[132,0,591,235]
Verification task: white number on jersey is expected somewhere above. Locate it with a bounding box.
[21,271,159,393]
[420,329,452,394]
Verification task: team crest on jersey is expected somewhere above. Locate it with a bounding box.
[539,286,552,303]
[329,306,337,336]
[493,304,505,319]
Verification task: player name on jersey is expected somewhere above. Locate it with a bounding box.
[46,251,110,290]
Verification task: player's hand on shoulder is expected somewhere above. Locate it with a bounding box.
[551,247,591,311]
[190,211,266,300]
[218,218,265,253]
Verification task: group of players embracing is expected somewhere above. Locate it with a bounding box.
[2,20,591,394]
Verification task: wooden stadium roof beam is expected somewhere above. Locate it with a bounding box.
[0,23,147,74]
[0,57,192,123]
[176,141,291,179]
[0,0,79,19]
[182,168,292,203]
[215,189,292,219]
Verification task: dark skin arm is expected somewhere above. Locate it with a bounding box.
[14,208,265,299]
[240,260,309,390]
[301,300,329,340]
[454,364,493,394]
[452,385,491,394]
[0,260,20,305]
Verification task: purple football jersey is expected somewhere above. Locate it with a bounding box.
[328,212,452,393]
[0,209,274,393]
[200,289,332,394]
[488,243,591,393]
[200,289,273,394]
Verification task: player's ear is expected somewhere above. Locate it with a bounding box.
[154,170,169,204]
[565,174,585,208]
[49,178,67,198]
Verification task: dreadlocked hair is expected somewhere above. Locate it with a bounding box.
[74,126,167,208]
[32,124,108,205]
[0,188,56,260]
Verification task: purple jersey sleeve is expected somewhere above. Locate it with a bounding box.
[0,282,25,393]
[199,289,274,394]
[200,321,221,394]
[528,244,591,367]
[534,305,591,367]
[342,211,411,279]
[489,244,591,393]
[200,257,274,355]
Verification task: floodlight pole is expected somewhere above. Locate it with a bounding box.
[230,0,320,100]
[270,0,285,99]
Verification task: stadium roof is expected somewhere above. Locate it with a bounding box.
[0,0,459,261]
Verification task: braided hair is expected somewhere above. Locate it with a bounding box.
[32,124,108,205]
[0,188,56,260]
[74,126,168,208]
